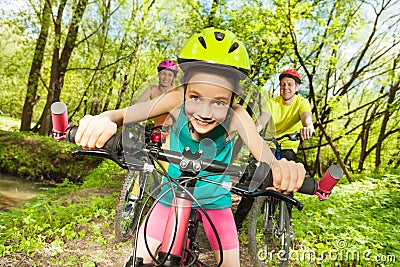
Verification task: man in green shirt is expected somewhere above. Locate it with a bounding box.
[234,69,314,230]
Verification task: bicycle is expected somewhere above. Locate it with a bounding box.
[245,132,303,267]
[245,132,343,267]
[62,123,164,242]
[61,124,318,267]
[114,124,168,242]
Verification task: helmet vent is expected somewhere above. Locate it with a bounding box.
[198,36,207,49]
[214,31,225,41]
[228,42,239,53]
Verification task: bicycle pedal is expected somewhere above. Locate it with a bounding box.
[124,203,133,210]
[263,230,273,235]
[122,203,134,217]
[124,256,134,267]
[263,225,273,235]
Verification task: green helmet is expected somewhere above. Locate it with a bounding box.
[178,27,251,78]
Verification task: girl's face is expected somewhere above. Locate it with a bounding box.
[279,77,299,102]
[184,72,234,139]
[158,69,175,87]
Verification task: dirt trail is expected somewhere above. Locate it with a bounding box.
[0,218,251,267]
[0,190,253,267]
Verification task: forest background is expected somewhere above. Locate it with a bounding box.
[0,0,399,266]
[1,0,399,177]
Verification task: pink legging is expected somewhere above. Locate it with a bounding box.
[139,203,239,250]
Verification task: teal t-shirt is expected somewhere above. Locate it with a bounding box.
[158,103,234,209]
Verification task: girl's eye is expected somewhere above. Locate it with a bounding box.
[191,95,200,102]
[214,100,226,107]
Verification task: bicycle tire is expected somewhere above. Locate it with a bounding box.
[115,170,145,242]
[248,196,292,267]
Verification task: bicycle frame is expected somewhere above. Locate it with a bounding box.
[264,132,300,160]
[50,103,319,267]
[64,128,315,267]
[156,182,197,266]
[124,130,313,267]
[137,146,225,267]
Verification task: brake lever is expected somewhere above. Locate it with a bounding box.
[251,189,304,211]
[72,149,128,169]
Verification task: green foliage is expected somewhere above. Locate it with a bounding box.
[0,160,122,260]
[81,159,125,189]
[0,120,126,262]
[2,0,399,172]
[287,0,400,173]
[213,0,296,85]
[0,130,101,182]
[291,174,400,266]
[0,20,33,117]
[0,115,21,131]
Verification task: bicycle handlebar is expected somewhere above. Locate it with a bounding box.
[65,126,124,157]
[264,132,300,143]
[63,126,318,210]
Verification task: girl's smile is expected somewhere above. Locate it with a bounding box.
[158,69,175,87]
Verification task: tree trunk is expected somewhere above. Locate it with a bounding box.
[375,77,399,168]
[317,119,354,182]
[357,103,379,172]
[20,1,51,131]
[37,0,88,135]
[115,74,129,110]
[207,0,220,27]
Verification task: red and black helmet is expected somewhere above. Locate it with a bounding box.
[279,69,301,84]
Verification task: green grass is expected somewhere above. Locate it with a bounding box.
[1,115,398,266]
[0,115,21,131]
[0,160,124,258]
[291,174,400,267]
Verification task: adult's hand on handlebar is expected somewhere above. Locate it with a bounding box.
[300,126,314,140]
[75,115,117,149]
[269,158,306,194]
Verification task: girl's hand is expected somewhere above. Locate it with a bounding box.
[75,115,117,149]
[270,158,306,194]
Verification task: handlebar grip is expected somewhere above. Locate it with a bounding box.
[65,126,123,156]
[65,126,78,143]
[261,171,318,195]
[316,165,343,200]
[246,161,318,195]
[298,177,318,195]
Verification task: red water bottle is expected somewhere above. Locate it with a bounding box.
[51,102,68,141]
[316,165,343,201]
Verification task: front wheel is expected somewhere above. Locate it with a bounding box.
[115,170,145,242]
[248,197,292,267]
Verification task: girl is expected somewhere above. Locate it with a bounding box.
[135,59,180,127]
[75,27,306,267]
